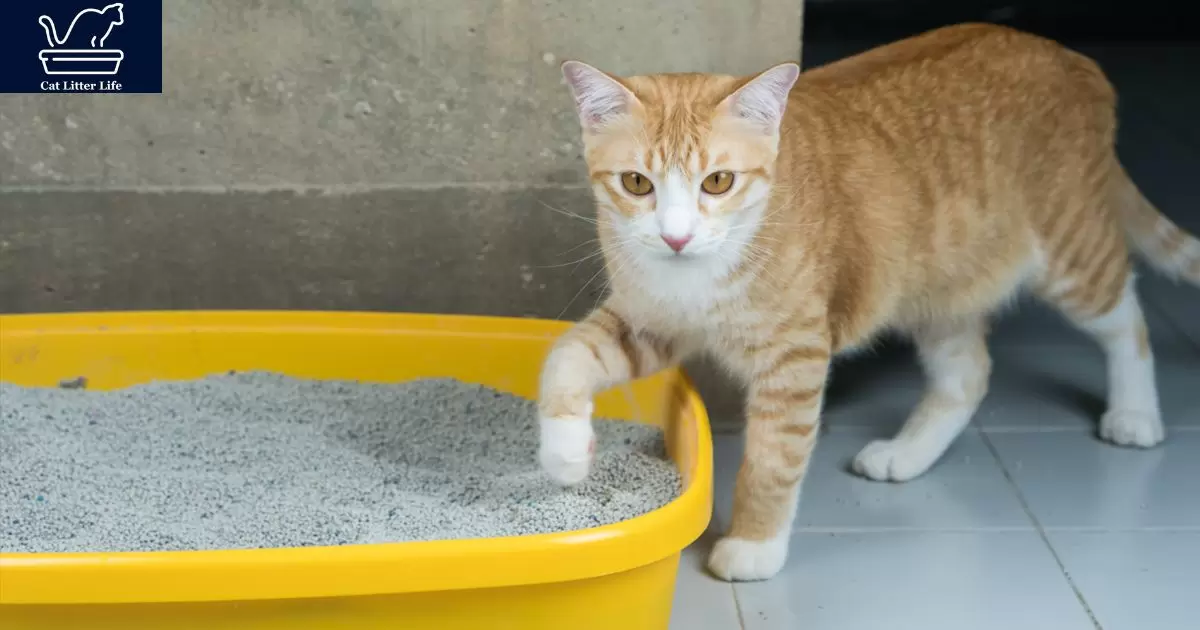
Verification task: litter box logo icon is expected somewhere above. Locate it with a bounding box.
[0,1,161,94]
[38,3,127,76]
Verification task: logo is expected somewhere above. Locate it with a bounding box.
[39,3,126,76]
[0,1,162,94]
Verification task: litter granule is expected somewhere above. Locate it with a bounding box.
[0,373,681,553]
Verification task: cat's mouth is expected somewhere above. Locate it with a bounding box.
[648,245,710,262]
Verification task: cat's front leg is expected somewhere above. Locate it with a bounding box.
[709,333,831,582]
[537,303,681,486]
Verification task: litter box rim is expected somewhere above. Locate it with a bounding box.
[0,310,714,605]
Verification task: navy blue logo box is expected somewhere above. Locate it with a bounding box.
[1,1,163,94]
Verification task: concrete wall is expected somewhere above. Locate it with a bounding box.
[1,0,805,427]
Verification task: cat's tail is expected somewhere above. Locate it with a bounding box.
[1115,164,1200,286]
[38,16,63,47]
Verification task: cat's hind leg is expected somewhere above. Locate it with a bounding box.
[853,316,992,482]
[1037,263,1164,447]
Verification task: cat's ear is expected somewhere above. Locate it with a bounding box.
[720,62,800,134]
[561,61,638,133]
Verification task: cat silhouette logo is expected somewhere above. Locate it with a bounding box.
[38,3,125,75]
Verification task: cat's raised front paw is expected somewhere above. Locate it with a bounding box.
[707,535,789,582]
[1100,409,1165,448]
[538,413,594,486]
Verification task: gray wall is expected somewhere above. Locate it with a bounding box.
[1,0,805,427]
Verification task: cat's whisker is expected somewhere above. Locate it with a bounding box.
[755,222,820,234]
[537,249,608,270]
[555,237,632,309]
[538,199,598,226]
[589,249,636,312]
[748,232,785,245]
[555,238,601,258]
[556,264,610,320]
[736,246,787,288]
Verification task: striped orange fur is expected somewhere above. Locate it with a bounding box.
[537,23,1200,582]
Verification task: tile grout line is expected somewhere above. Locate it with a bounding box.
[788,525,1200,534]
[786,426,1200,435]
[977,425,1200,434]
[790,526,1037,533]
[1040,525,1200,533]
[979,429,1105,630]
[730,581,749,630]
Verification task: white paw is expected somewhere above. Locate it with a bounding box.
[538,413,595,486]
[707,535,789,582]
[852,439,933,482]
[1100,409,1165,448]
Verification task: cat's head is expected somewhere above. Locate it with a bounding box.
[105,3,125,24]
[562,61,799,268]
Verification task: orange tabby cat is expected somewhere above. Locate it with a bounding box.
[536,23,1200,582]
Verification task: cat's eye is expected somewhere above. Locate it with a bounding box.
[620,172,654,196]
[701,171,735,195]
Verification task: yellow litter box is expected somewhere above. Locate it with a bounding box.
[0,311,713,629]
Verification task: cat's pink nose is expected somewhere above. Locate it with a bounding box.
[661,234,693,253]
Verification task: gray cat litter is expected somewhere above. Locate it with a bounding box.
[0,373,681,553]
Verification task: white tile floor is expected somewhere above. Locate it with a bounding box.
[669,298,1199,629]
